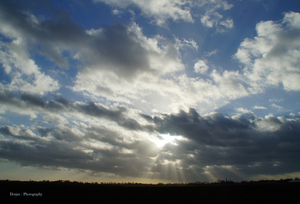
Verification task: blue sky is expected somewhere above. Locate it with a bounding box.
[0,0,300,183]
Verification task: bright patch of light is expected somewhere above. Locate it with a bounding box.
[153,133,186,148]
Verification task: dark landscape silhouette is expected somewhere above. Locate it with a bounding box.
[2,177,300,203]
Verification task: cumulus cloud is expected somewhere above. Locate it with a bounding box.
[235,12,300,92]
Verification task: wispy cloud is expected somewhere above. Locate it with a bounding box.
[271,103,283,109]
[253,106,268,110]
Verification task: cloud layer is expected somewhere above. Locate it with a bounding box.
[1,91,300,182]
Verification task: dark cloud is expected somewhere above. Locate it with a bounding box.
[20,93,45,108]
[0,91,22,107]
[79,23,151,80]
[74,101,124,121]
[0,91,147,131]
[151,108,256,147]
[0,1,88,67]
[0,126,14,136]
[0,123,156,177]
[148,108,300,180]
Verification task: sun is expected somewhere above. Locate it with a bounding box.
[153,133,183,148]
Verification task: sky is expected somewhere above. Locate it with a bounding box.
[0,0,300,183]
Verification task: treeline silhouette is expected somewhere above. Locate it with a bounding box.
[2,177,300,203]
[2,176,299,186]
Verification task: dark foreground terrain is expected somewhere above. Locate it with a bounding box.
[1,180,300,204]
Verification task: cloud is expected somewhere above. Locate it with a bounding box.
[220,18,234,29]
[75,23,184,81]
[253,106,268,110]
[199,0,234,30]
[210,70,248,99]
[1,93,300,181]
[94,0,194,26]
[269,98,284,103]
[236,107,253,114]
[112,9,123,15]
[201,12,223,28]
[149,108,300,180]
[194,59,209,74]
[0,91,153,132]
[1,1,181,82]
[204,49,218,57]
[0,40,59,95]
[175,37,198,51]
[94,0,233,28]
[271,103,283,109]
[235,12,300,92]
[0,1,88,67]
[0,1,244,114]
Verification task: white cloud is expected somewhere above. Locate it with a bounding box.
[0,40,59,95]
[236,107,253,114]
[253,106,268,110]
[94,0,194,26]
[194,59,209,74]
[269,98,284,103]
[210,69,248,100]
[271,103,283,109]
[112,9,123,15]
[235,12,300,92]
[175,37,199,51]
[94,0,233,28]
[204,49,218,57]
[220,18,234,29]
[198,0,234,30]
[201,12,223,27]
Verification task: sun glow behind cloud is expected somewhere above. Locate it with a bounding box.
[153,133,187,148]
